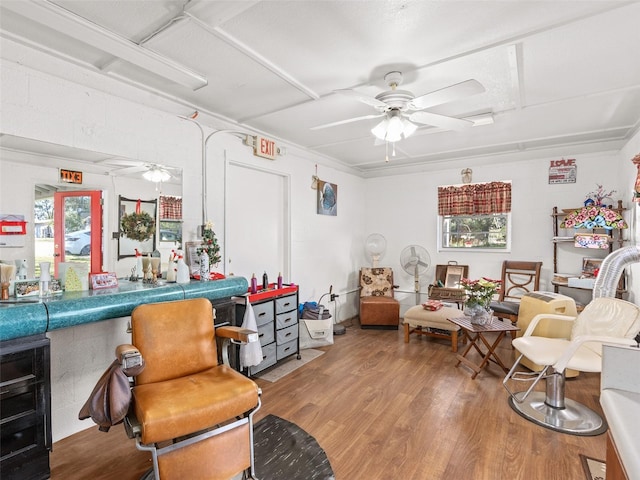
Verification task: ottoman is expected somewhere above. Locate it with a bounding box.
[403,305,464,352]
[360,296,400,329]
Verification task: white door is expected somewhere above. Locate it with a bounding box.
[225,162,289,285]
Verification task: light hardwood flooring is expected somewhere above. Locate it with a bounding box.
[51,321,605,479]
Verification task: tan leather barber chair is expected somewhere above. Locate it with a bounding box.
[81,298,261,480]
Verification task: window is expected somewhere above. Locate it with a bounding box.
[439,213,510,250]
[437,181,511,252]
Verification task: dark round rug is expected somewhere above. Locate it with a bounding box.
[254,414,335,480]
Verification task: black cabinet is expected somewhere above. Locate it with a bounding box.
[1,334,51,480]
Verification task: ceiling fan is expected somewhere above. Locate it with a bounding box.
[311,71,485,141]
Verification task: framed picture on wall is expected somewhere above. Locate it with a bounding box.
[317,180,337,216]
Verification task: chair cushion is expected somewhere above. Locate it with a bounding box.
[512,336,602,372]
[403,305,461,331]
[490,300,519,316]
[360,267,394,297]
[133,365,259,444]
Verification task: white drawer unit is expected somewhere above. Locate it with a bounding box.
[235,287,300,376]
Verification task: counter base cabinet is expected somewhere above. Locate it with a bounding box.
[0,334,51,480]
[235,289,300,376]
[606,432,629,480]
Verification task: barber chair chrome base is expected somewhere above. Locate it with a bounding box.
[504,360,606,436]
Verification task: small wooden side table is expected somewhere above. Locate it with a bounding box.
[448,316,520,379]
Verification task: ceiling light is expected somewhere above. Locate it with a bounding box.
[371,111,418,142]
[468,113,494,126]
[3,0,208,90]
[143,166,171,183]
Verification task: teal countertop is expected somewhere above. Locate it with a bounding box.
[0,277,248,341]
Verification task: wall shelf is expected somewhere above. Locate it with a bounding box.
[552,200,627,302]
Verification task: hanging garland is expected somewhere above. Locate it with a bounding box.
[120,200,155,242]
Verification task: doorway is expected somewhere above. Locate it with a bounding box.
[34,188,103,277]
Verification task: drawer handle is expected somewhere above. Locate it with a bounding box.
[283,302,291,307]
[259,333,264,338]
[285,332,292,337]
[284,347,291,352]
[284,317,292,323]
[262,355,267,360]
[258,312,266,317]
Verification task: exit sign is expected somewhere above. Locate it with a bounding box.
[254,135,277,160]
[60,168,83,184]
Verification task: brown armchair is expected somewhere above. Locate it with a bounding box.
[359,267,400,329]
[490,260,542,325]
[120,298,261,480]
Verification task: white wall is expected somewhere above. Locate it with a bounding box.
[364,151,631,311]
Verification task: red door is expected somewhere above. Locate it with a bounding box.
[53,191,102,275]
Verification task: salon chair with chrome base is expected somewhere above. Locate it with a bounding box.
[82,298,262,480]
[503,297,640,436]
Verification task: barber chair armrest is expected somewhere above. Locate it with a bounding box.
[554,335,638,373]
[216,326,259,344]
[115,344,144,376]
[522,313,576,337]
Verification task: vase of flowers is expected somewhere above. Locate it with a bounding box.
[460,277,501,325]
[196,221,221,274]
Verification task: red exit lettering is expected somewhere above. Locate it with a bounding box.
[550,159,576,167]
[260,138,275,157]
[60,169,83,184]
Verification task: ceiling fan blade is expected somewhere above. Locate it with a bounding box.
[409,111,474,131]
[408,79,485,111]
[334,89,389,110]
[310,113,384,130]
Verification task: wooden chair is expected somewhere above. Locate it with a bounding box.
[490,260,542,325]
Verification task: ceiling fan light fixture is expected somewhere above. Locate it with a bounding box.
[386,115,404,142]
[143,166,171,183]
[371,119,389,141]
[401,118,418,138]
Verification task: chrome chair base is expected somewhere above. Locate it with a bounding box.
[508,391,607,436]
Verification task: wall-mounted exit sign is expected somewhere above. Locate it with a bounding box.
[60,168,83,184]
[254,135,277,160]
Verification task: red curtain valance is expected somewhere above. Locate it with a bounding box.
[160,195,182,220]
[438,181,511,216]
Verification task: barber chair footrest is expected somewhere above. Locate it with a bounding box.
[508,391,607,436]
[155,422,251,480]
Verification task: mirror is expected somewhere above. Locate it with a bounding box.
[1,133,182,275]
[118,196,157,258]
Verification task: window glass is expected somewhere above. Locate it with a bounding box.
[439,213,510,251]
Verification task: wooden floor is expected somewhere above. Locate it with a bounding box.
[51,321,605,479]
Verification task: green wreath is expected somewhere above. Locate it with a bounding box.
[120,211,155,242]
